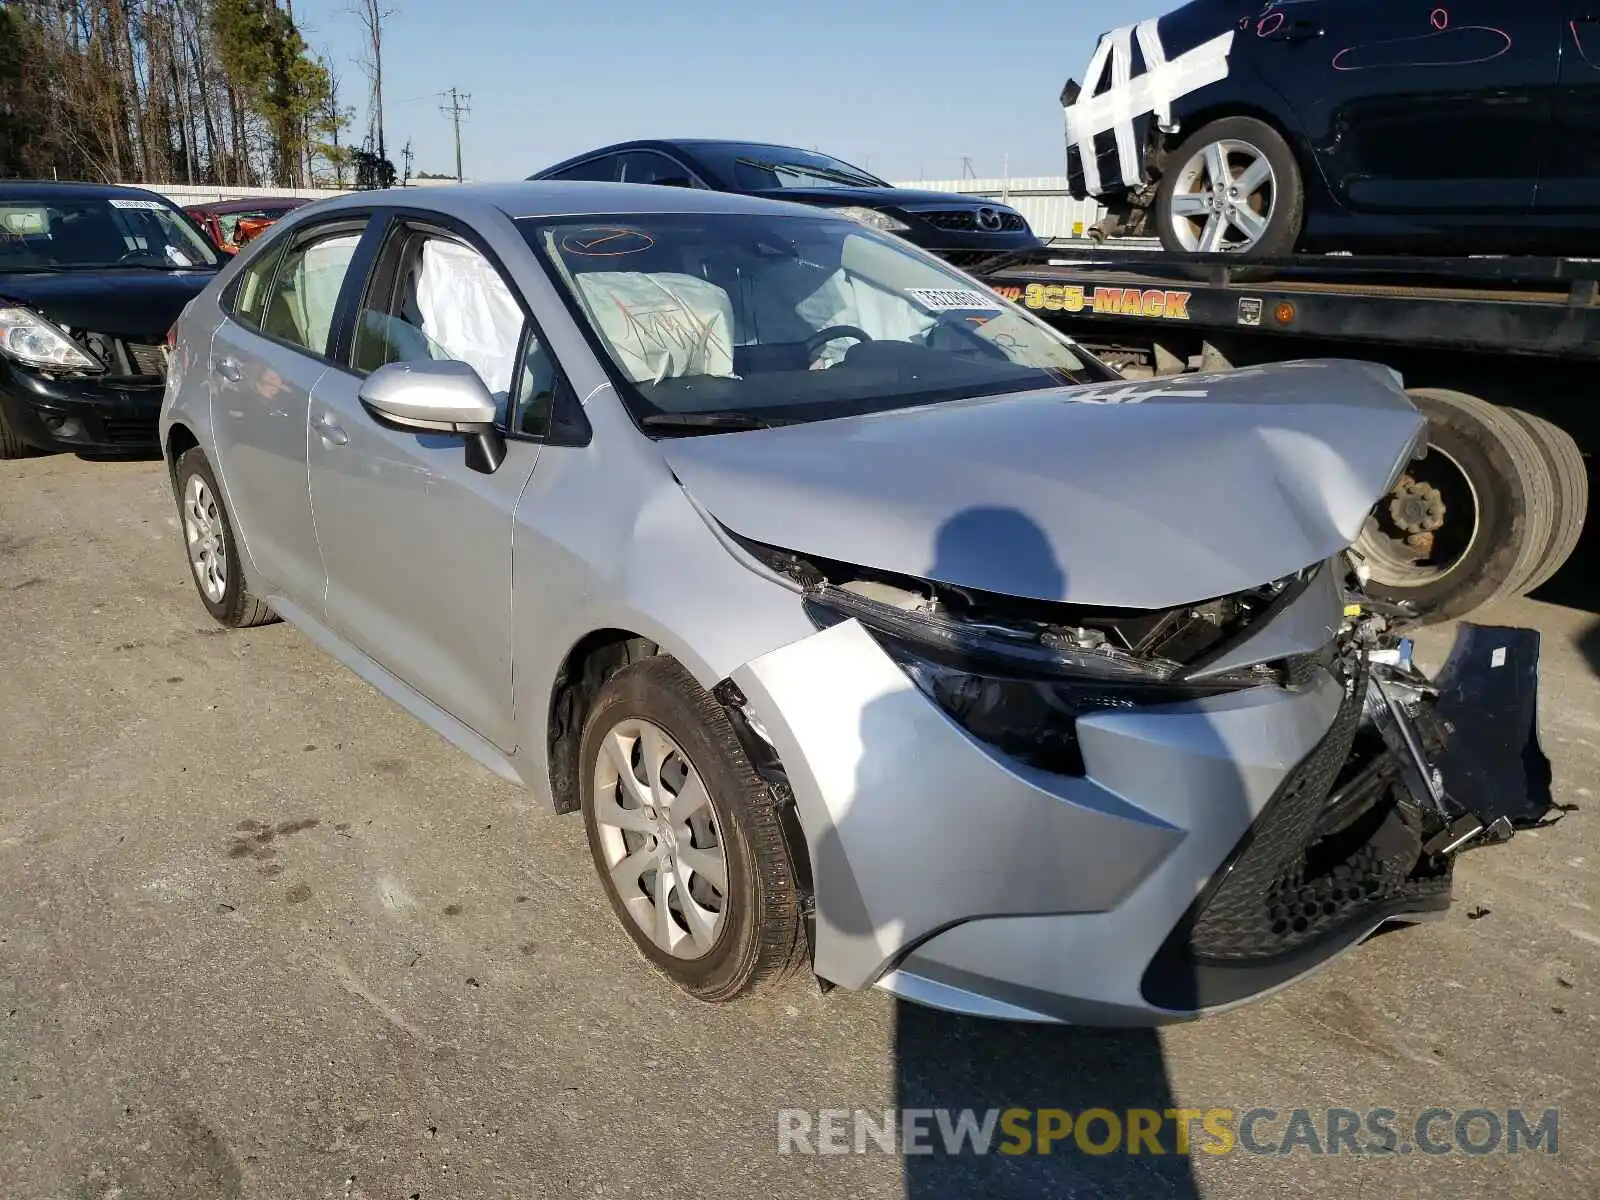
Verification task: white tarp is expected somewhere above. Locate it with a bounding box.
[1065,19,1234,195]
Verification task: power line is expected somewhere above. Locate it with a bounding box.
[439,87,471,182]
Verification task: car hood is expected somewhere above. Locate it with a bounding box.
[0,268,216,339]
[743,186,1020,213]
[663,359,1425,610]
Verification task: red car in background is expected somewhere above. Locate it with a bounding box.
[183,196,308,254]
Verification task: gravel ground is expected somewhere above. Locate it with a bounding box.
[0,453,1595,1199]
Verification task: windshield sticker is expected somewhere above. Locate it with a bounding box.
[561,227,656,256]
[993,282,1192,321]
[906,287,1002,313]
[107,197,169,212]
[165,244,193,267]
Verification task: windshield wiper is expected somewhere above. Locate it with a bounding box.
[640,411,792,432]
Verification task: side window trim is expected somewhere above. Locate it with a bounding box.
[343,207,589,445]
[220,238,289,329]
[634,149,710,188]
[228,214,372,364]
[326,214,398,372]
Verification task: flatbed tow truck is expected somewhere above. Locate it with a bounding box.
[972,245,1598,621]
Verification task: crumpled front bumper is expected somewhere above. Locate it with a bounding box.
[0,360,163,454]
[732,616,1549,1026]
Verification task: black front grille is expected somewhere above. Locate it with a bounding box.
[921,210,977,232]
[1142,664,1455,1010]
[99,414,159,444]
[917,209,1026,233]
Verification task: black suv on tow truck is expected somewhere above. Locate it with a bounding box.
[0,181,221,458]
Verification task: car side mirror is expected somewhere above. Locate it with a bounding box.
[357,359,507,474]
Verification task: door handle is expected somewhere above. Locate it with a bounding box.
[1263,19,1322,42]
[214,355,241,382]
[312,412,348,447]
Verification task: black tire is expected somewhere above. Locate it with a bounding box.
[1506,410,1588,595]
[1156,116,1304,259]
[1358,388,1551,622]
[172,447,278,628]
[0,406,26,459]
[579,656,807,1002]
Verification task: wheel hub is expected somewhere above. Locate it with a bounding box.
[1389,475,1447,535]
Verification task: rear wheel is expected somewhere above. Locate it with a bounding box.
[172,447,278,628]
[1156,117,1304,257]
[1357,387,1552,621]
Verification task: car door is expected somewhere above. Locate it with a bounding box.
[1539,2,1600,208]
[1248,0,1561,212]
[306,214,555,752]
[208,216,369,607]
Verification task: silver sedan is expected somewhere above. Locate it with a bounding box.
[160,182,1536,1024]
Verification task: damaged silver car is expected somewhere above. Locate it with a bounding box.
[160,183,1554,1024]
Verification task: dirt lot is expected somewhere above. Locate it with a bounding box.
[0,452,1596,1199]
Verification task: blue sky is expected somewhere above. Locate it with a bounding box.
[292,0,1130,183]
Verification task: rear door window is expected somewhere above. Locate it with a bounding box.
[257,231,363,356]
[547,157,618,182]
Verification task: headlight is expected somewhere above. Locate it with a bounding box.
[0,307,103,372]
[805,584,1277,776]
[832,206,911,233]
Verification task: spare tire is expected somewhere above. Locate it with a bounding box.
[1356,387,1553,623]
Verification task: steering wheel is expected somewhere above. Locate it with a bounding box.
[805,325,874,361]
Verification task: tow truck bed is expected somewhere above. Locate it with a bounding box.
[978,247,1600,361]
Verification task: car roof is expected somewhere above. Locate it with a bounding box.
[299,180,844,224]
[187,197,310,215]
[533,138,841,177]
[0,180,179,204]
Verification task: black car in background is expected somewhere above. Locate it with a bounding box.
[0,181,220,457]
[1064,0,1600,256]
[530,139,1044,264]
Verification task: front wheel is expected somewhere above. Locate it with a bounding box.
[0,405,26,459]
[1155,116,1304,257]
[579,656,807,1002]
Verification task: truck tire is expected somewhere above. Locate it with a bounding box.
[1505,410,1588,595]
[1357,387,1553,622]
[1155,116,1304,258]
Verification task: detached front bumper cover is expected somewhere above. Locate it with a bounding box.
[1143,623,1554,1012]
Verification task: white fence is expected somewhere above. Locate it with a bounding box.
[131,175,1103,241]
[135,179,462,207]
[890,177,1105,241]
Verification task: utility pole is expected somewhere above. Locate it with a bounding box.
[440,87,471,182]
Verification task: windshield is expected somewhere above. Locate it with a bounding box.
[216,207,294,246]
[692,143,886,190]
[0,194,220,271]
[523,213,1105,431]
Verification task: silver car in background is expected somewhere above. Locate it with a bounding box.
[160,183,1539,1024]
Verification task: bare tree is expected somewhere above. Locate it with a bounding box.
[348,0,396,166]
